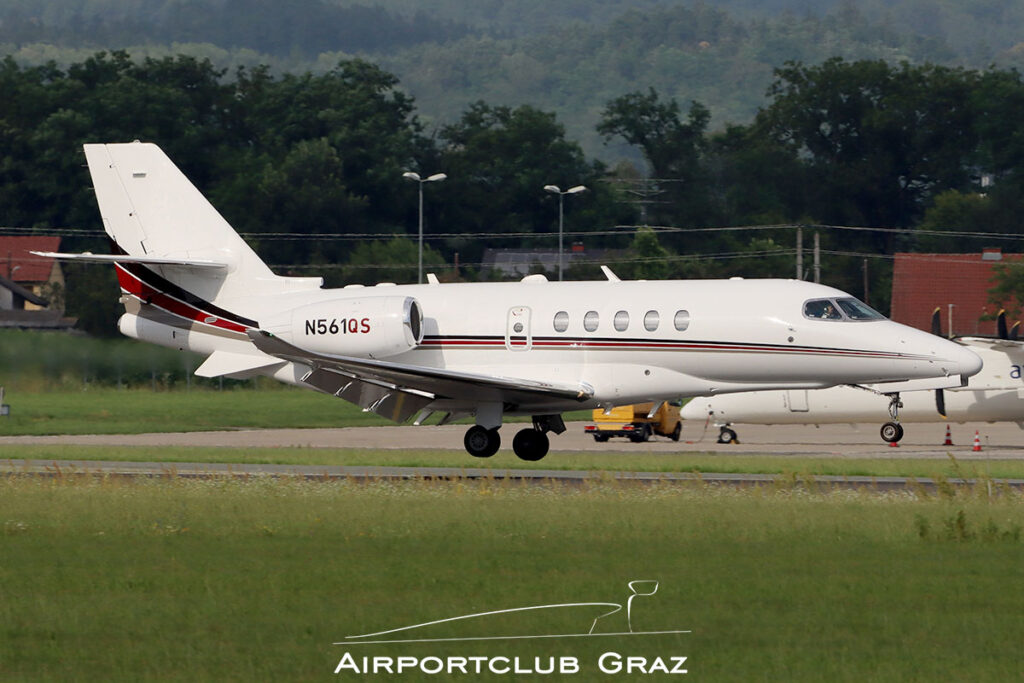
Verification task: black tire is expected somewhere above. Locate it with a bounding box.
[717,427,738,444]
[513,428,549,461]
[464,425,500,457]
[629,424,651,443]
[880,422,904,443]
[593,434,610,443]
[670,422,682,442]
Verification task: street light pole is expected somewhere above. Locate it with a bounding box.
[543,184,586,281]
[403,171,447,284]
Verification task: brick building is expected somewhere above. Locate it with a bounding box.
[890,249,1022,336]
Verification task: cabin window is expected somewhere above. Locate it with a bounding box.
[553,310,569,332]
[644,310,660,331]
[674,309,690,331]
[584,310,600,332]
[613,310,629,331]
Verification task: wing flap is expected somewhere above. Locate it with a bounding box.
[248,329,594,415]
[301,368,434,423]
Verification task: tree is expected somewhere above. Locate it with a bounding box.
[598,89,714,230]
[435,102,621,268]
[757,58,980,231]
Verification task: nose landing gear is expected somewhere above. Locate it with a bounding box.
[880,393,904,443]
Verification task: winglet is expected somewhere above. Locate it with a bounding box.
[601,265,621,282]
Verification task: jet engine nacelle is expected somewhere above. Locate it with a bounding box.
[263,295,424,359]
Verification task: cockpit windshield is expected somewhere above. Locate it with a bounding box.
[803,297,885,321]
[835,297,884,320]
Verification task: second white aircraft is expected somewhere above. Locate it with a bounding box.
[683,337,1021,444]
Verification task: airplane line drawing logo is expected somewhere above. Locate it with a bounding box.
[335,580,690,645]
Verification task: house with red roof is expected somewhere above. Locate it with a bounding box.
[0,236,64,312]
[0,236,76,330]
[890,249,1022,337]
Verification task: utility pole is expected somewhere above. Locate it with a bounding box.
[862,258,869,305]
[795,226,803,279]
[813,231,820,283]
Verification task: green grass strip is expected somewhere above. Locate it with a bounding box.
[1,476,1022,681]
[5,444,1024,480]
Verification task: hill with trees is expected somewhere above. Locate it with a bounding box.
[2,0,1024,156]
[3,1,1024,333]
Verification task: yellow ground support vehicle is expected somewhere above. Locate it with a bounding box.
[584,401,682,442]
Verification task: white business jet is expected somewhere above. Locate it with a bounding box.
[682,310,1022,444]
[36,142,982,461]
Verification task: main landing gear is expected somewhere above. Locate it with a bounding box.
[464,425,501,458]
[462,414,564,462]
[880,392,904,444]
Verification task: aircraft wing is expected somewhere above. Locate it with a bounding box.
[956,336,1024,350]
[247,329,594,422]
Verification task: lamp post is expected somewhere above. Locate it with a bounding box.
[543,184,586,281]
[403,171,447,284]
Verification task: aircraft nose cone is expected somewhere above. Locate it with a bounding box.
[680,400,709,420]
[956,344,983,378]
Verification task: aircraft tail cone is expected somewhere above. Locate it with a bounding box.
[972,430,982,452]
[943,425,953,446]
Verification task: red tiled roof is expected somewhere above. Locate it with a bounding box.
[890,252,1023,336]
[0,236,62,283]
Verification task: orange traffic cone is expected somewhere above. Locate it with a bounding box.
[943,424,953,446]
[972,430,982,452]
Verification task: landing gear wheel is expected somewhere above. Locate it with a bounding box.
[513,428,549,462]
[880,422,904,443]
[670,423,682,442]
[464,425,500,458]
[717,427,738,444]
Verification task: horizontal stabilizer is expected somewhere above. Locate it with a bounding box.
[195,350,285,378]
[30,251,227,270]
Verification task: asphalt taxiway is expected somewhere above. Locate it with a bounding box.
[2,420,1023,458]
[4,421,1024,491]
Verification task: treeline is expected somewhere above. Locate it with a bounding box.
[5,52,1024,334]
[0,0,469,55]
[4,1,1024,160]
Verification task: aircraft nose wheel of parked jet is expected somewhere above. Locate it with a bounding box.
[512,428,550,462]
[880,392,904,443]
[717,426,738,444]
[880,422,904,443]
[464,425,501,458]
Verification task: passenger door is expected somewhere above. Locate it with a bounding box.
[506,306,532,351]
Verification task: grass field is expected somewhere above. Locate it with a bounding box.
[0,388,393,435]
[1,475,1022,681]
[0,388,590,435]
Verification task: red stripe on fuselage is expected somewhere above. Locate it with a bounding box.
[116,264,249,334]
[419,336,913,359]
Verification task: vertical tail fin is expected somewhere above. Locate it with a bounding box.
[84,142,321,306]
